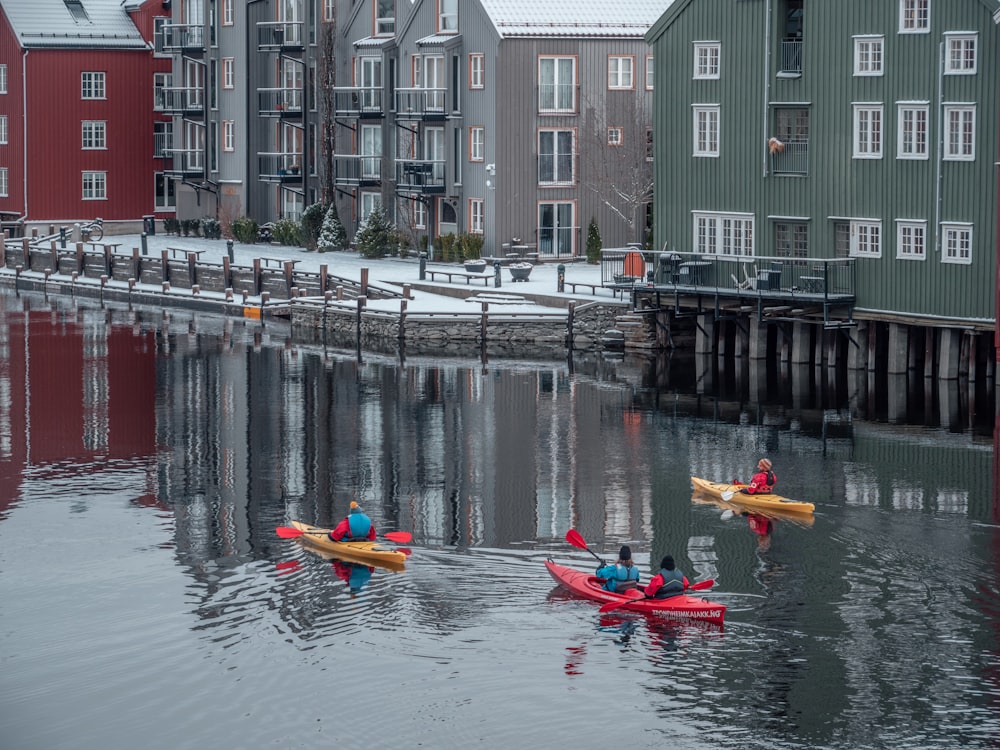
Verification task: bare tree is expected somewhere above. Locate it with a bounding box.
[318,16,336,203]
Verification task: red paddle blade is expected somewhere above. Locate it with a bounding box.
[565,529,587,549]
[383,531,412,543]
[275,526,306,539]
[396,547,412,556]
[688,579,715,591]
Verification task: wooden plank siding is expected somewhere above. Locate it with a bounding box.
[0,11,25,219]
[648,0,998,326]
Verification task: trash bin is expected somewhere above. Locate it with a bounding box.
[142,215,156,235]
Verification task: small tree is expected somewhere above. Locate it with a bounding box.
[317,202,347,252]
[355,202,394,259]
[300,202,327,250]
[585,217,602,264]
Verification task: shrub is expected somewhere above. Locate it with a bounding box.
[163,217,180,235]
[180,218,198,237]
[317,203,347,252]
[272,218,302,246]
[355,202,394,259]
[230,216,259,244]
[300,202,327,250]
[201,217,222,240]
[457,232,484,261]
[438,232,457,262]
[585,217,602,264]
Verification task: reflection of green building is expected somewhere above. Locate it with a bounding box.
[646,0,996,367]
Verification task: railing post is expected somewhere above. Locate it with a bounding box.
[480,301,489,342]
[253,257,262,295]
[493,259,501,288]
[399,299,407,340]
[419,252,427,280]
[320,263,328,294]
[567,301,575,348]
[161,249,170,283]
[557,263,565,293]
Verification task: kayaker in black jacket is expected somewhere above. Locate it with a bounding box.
[644,555,688,598]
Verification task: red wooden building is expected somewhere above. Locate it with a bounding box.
[0,0,172,234]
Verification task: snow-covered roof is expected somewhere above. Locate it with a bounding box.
[479,0,672,38]
[1,0,148,50]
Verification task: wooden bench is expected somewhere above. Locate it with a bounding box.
[563,281,603,296]
[425,269,492,286]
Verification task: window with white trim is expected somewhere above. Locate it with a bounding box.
[223,0,233,25]
[538,129,574,184]
[896,220,926,260]
[223,120,234,151]
[897,103,928,159]
[538,201,575,256]
[323,0,334,21]
[0,115,7,144]
[0,65,6,94]
[82,72,106,100]
[376,0,394,35]
[0,168,7,197]
[413,201,426,229]
[223,58,234,89]
[945,34,976,74]
[853,36,884,76]
[943,105,975,160]
[608,56,634,90]
[469,126,484,161]
[941,223,972,264]
[693,43,720,79]
[645,55,653,89]
[849,220,881,257]
[82,171,107,200]
[153,17,168,55]
[154,172,175,210]
[360,192,380,224]
[693,106,719,157]
[538,56,576,113]
[469,198,484,234]
[607,127,623,146]
[899,0,929,33]
[82,121,106,149]
[693,212,754,256]
[469,54,484,89]
[853,104,883,158]
[438,0,457,33]
[154,121,172,157]
[154,72,171,110]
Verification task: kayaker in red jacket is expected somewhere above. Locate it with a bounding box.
[329,501,377,541]
[644,555,689,598]
[733,458,776,495]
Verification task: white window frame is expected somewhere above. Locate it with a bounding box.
[853,104,883,159]
[82,171,107,200]
[81,72,106,100]
[438,0,457,33]
[645,55,654,90]
[222,0,233,25]
[849,219,882,258]
[945,34,977,74]
[692,105,719,157]
[469,126,484,161]
[469,54,484,89]
[899,0,929,33]
[376,0,394,36]
[538,128,575,185]
[897,103,928,159]
[853,36,884,76]
[222,120,234,151]
[608,56,634,90]
[0,64,7,94]
[154,172,175,211]
[323,0,334,22]
[0,115,7,144]
[81,120,107,150]
[941,223,972,264]
[692,211,754,256]
[607,127,623,146]
[153,72,172,110]
[360,192,380,224]
[413,201,426,230]
[538,56,576,113]
[538,201,576,256]
[943,105,975,161]
[223,58,234,89]
[693,43,720,80]
[896,220,927,260]
[0,168,7,197]
[469,198,484,234]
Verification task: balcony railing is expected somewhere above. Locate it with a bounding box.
[779,38,803,75]
[333,155,382,186]
[332,87,385,118]
[770,139,808,175]
[258,88,304,117]
[163,149,204,176]
[257,21,304,51]
[160,24,205,53]
[154,132,173,159]
[160,87,204,114]
[259,152,304,182]
[395,88,447,119]
[395,159,445,192]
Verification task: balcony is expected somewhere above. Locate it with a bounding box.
[396,159,445,193]
[159,24,205,53]
[395,88,447,120]
[778,38,803,76]
[333,155,382,187]
[257,22,304,52]
[159,87,204,115]
[332,87,385,118]
[770,139,808,175]
[259,153,304,183]
[163,149,204,177]
[258,88,304,118]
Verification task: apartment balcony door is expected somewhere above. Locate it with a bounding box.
[360,124,381,180]
[423,55,444,111]
[281,59,303,111]
[424,127,444,183]
[359,56,382,112]
[279,0,303,43]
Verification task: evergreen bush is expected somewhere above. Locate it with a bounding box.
[585,218,602,264]
[355,203,394,259]
[317,203,347,252]
[272,218,302,246]
[230,216,259,244]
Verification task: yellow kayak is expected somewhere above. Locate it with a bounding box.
[288,521,408,570]
[690,476,815,515]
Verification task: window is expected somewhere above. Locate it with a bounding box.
[469,198,484,234]
[774,222,808,258]
[693,43,720,79]
[438,0,457,33]
[941,223,972,264]
[853,104,883,158]
[154,172,175,210]
[469,126,484,161]
[645,55,654,89]
[360,124,381,179]
[645,127,653,162]
[223,120,234,151]
[154,121,172,157]
[943,105,975,161]
[896,220,926,260]
[153,17,168,55]
[897,103,928,159]
[82,171,107,200]
[0,168,6,196]
[469,54,484,89]
[223,58,234,89]
[223,0,233,25]
[945,34,977,74]
[608,56,634,90]
[0,115,6,144]
[376,0,394,35]
[324,0,334,22]
[538,201,575,256]
[82,121,106,149]
[607,127,623,146]
[360,192,380,223]
[413,201,426,229]
[82,72,106,99]
[154,72,172,110]
[849,220,881,257]
[538,56,576,113]
[899,0,929,33]
[693,212,754,256]
[834,222,851,258]
[693,105,719,157]
[854,36,884,76]
[0,65,6,94]
[538,129,574,184]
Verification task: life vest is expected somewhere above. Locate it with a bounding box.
[653,568,685,598]
[744,470,776,495]
[599,562,640,592]
[346,512,372,540]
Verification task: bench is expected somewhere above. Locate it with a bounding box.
[166,247,205,260]
[425,269,492,286]
[563,281,603,296]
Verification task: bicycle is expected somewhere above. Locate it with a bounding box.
[81,217,104,242]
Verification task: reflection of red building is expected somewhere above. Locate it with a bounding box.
[0,303,157,517]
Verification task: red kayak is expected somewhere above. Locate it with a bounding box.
[545,559,726,626]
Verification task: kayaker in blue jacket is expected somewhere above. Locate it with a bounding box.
[596,545,641,592]
[329,501,377,542]
[644,555,689,598]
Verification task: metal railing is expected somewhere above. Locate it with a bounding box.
[395,88,447,117]
[332,87,384,117]
[770,139,809,175]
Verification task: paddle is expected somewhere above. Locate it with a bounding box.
[275,526,413,544]
[565,529,607,566]
[597,579,716,614]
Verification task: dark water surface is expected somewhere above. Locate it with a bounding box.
[0,292,997,750]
